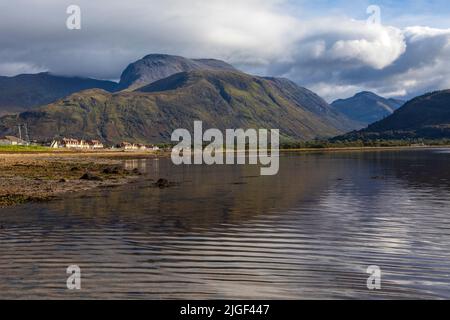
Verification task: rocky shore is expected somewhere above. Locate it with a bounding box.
[0,151,159,208]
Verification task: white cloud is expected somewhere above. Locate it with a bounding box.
[0,0,449,101]
[0,62,46,77]
[267,23,450,101]
[301,19,406,69]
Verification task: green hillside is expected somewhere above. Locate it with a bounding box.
[0,73,117,115]
[0,70,350,144]
[336,90,450,140]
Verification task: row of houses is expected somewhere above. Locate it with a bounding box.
[50,138,104,149]
[1,134,160,152]
[49,138,160,151]
[120,142,160,151]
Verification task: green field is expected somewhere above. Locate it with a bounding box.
[0,145,50,152]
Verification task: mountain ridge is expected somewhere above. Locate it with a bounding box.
[117,54,237,91]
[0,72,117,115]
[0,69,354,144]
[335,89,450,140]
[331,91,404,127]
[0,54,238,115]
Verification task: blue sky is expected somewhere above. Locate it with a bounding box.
[286,0,450,27]
[0,0,450,101]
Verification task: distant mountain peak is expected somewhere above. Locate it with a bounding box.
[331,91,404,126]
[142,53,176,59]
[336,89,450,140]
[117,53,236,91]
[356,91,374,95]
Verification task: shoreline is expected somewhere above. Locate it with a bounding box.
[280,145,450,153]
[0,151,164,208]
[0,149,169,158]
[1,145,448,208]
[1,144,448,156]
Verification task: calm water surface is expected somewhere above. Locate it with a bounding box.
[1,149,450,299]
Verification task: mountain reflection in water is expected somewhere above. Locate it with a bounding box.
[1,149,450,299]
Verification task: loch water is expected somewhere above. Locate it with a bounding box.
[1,149,450,299]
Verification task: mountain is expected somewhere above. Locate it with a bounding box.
[336,90,450,140]
[116,54,237,91]
[0,69,354,144]
[265,77,361,132]
[0,54,236,115]
[331,91,404,127]
[0,73,117,116]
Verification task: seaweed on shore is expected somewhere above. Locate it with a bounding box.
[0,194,53,207]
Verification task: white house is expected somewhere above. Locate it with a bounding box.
[51,138,104,149]
[121,142,140,150]
[120,142,160,151]
[89,140,104,149]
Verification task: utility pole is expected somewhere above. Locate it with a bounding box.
[18,124,22,140]
[24,124,30,144]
